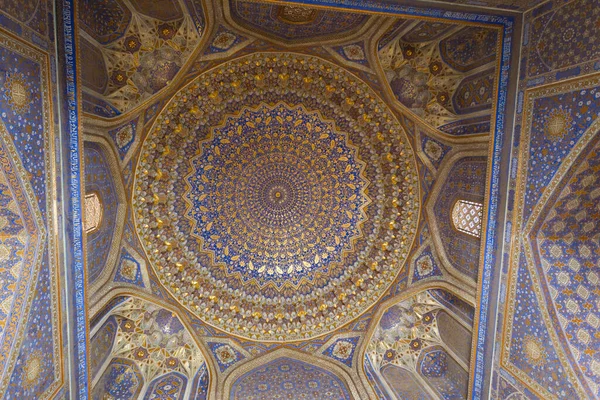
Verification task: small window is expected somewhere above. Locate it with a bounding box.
[451,200,483,238]
[84,193,102,234]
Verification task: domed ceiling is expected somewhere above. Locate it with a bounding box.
[80,0,516,398]
[133,52,419,341]
[3,0,599,397]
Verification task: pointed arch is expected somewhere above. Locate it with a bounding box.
[221,348,368,400]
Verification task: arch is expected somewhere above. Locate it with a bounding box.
[222,348,367,399]
[223,0,372,47]
[144,371,188,400]
[84,135,127,297]
[92,357,144,400]
[425,149,488,286]
[99,297,207,385]
[364,291,445,374]
[373,19,500,137]
[84,140,118,285]
[417,346,468,399]
[433,156,486,280]
[88,292,218,398]
[359,285,476,398]
[229,357,351,400]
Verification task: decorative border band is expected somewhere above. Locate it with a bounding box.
[62,0,89,397]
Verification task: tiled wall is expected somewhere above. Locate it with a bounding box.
[493,0,600,398]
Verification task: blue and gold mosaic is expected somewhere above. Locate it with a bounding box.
[433,156,486,281]
[207,342,244,372]
[378,21,500,136]
[502,72,600,398]
[85,142,119,284]
[90,316,118,378]
[79,0,132,45]
[134,52,419,342]
[334,42,368,66]
[412,245,443,282]
[93,358,143,400]
[109,118,137,160]
[526,0,600,79]
[144,372,187,400]
[439,27,498,73]
[185,104,369,286]
[114,248,145,287]
[229,1,367,42]
[207,25,245,54]
[191,362,209,400]
[0,29,60,398]
[323,336,360,368]
[230,357,351,400]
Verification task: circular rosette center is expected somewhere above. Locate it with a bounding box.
[184,103,369,281]
[133,53,419,342]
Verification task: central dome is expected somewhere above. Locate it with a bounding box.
[134,53,419,341]
[184,103,370,285]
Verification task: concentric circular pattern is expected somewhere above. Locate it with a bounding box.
[185,104,369,284]
[134,53,419,341]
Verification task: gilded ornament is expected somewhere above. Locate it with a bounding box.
[4,72,30,114]
[133,53,419,341]
[545,108,573,141]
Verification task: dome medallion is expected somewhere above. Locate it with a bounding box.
[134,53,419,342]
[185,103,370,285]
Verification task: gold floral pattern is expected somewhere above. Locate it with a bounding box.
[133,52,419,342]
